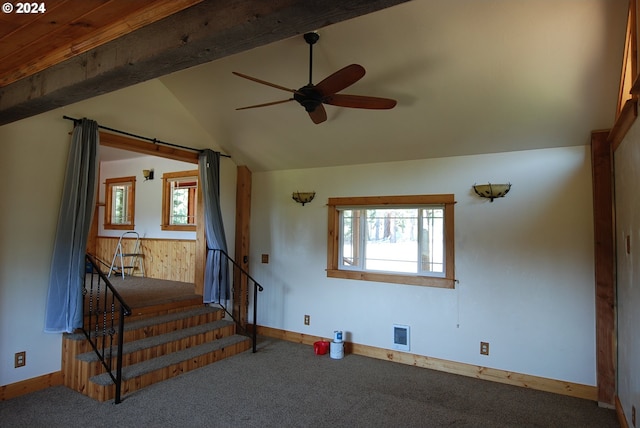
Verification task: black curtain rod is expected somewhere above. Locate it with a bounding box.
[62,115,230,158]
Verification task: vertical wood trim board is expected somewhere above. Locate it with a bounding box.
[590,130,616,406]
[234,165,252,326]
[195,177,205,296]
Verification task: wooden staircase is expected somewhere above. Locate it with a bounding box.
[62,300,252,402]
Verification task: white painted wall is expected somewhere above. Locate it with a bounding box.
[0,110,71,386]
[0,80,236,387]
[250,146,596,385]
[98,156,198,240]
[614,120,640,427]
[98,154,237,242]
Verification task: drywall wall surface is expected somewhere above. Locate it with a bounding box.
[98,156,198,240]
[250,145,596,385]
[98,154,237,243]
[614,119,640,427]
[0,110,70,386]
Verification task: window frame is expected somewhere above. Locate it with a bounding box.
[161,169,199,231]
[327,194,455,289]
[104,176,136,230]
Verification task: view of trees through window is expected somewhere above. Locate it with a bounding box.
[111,184,130,224]
[104,176,135,230]
[328,194,454,288]
[170,178,197,225]
[341,207,444,275]
[162,170,198,231]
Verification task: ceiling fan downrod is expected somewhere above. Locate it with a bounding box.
[304,32,319,85]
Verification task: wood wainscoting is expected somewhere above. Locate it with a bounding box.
[94,236,196,282]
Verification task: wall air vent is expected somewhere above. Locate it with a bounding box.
[393,324,410,351]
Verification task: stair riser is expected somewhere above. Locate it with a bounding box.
[62,337,95,393]
[81,309,224,343]
[65,323,236,396]
[123,311,224,342]
[82,300,205,326]
[89,340,252,402]
[103,324,237,368]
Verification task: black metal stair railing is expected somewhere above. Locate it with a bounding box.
[213,249,264,352]
[82,254,131,404]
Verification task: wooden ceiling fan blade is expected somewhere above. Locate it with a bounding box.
[236,99,294,110]
[308,104,327,124]
[315,64,366,96]
[232,71,300,94]
[324,94,397,110]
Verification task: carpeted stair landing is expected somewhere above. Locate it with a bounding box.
[62,305,252,402]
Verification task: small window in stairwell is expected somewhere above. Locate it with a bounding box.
[162,170,198,231]
[104,176,136,230]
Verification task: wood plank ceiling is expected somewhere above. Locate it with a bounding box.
[0,0,203,87]
[0,0,409,126]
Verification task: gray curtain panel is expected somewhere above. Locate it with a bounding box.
[45,119,100,333]
[198,149,229,303]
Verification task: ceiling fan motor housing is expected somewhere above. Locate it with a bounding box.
[294,85,323,112]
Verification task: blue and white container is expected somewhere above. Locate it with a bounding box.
[330,340,344,359]
[333,330,343,342]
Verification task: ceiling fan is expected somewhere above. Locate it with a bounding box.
[233,32,397,124]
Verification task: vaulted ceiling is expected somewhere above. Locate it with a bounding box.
[0,0,629,171]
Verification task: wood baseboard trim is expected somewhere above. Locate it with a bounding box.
[616,395,630,428]
[255,325,597,401]
[0,371,63,401]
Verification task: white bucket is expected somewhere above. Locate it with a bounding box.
[330,341,344,359]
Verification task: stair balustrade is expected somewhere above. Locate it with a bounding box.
[83,254,131,404]
[212,249,264,353]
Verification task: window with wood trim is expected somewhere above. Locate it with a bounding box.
[162,170,198,231]
[327,195,455,288]
[104,176,136,230]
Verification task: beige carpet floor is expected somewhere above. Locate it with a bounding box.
[0,337,619,427]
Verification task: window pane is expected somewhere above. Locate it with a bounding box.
[341,210,361,268]
[420,208,444,274]
[171,188,189,224]
[364,209,418,273]
[111,184,130,224]
[169,178,197,225]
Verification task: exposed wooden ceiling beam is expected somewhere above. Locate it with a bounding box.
[0,0,410,126]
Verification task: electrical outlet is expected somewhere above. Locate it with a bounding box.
[632,405,636,427]
[480,342,489,356]
[261,254,269,264]
[15,351,26,368]
[304,315,310,325]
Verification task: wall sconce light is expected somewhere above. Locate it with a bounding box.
[473,183,511,202]
[142,169,154,181]
[292,191,316,206]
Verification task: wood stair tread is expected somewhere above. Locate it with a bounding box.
[76,319,235,362]
[90,334,251,385]
[68,306,223,341]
